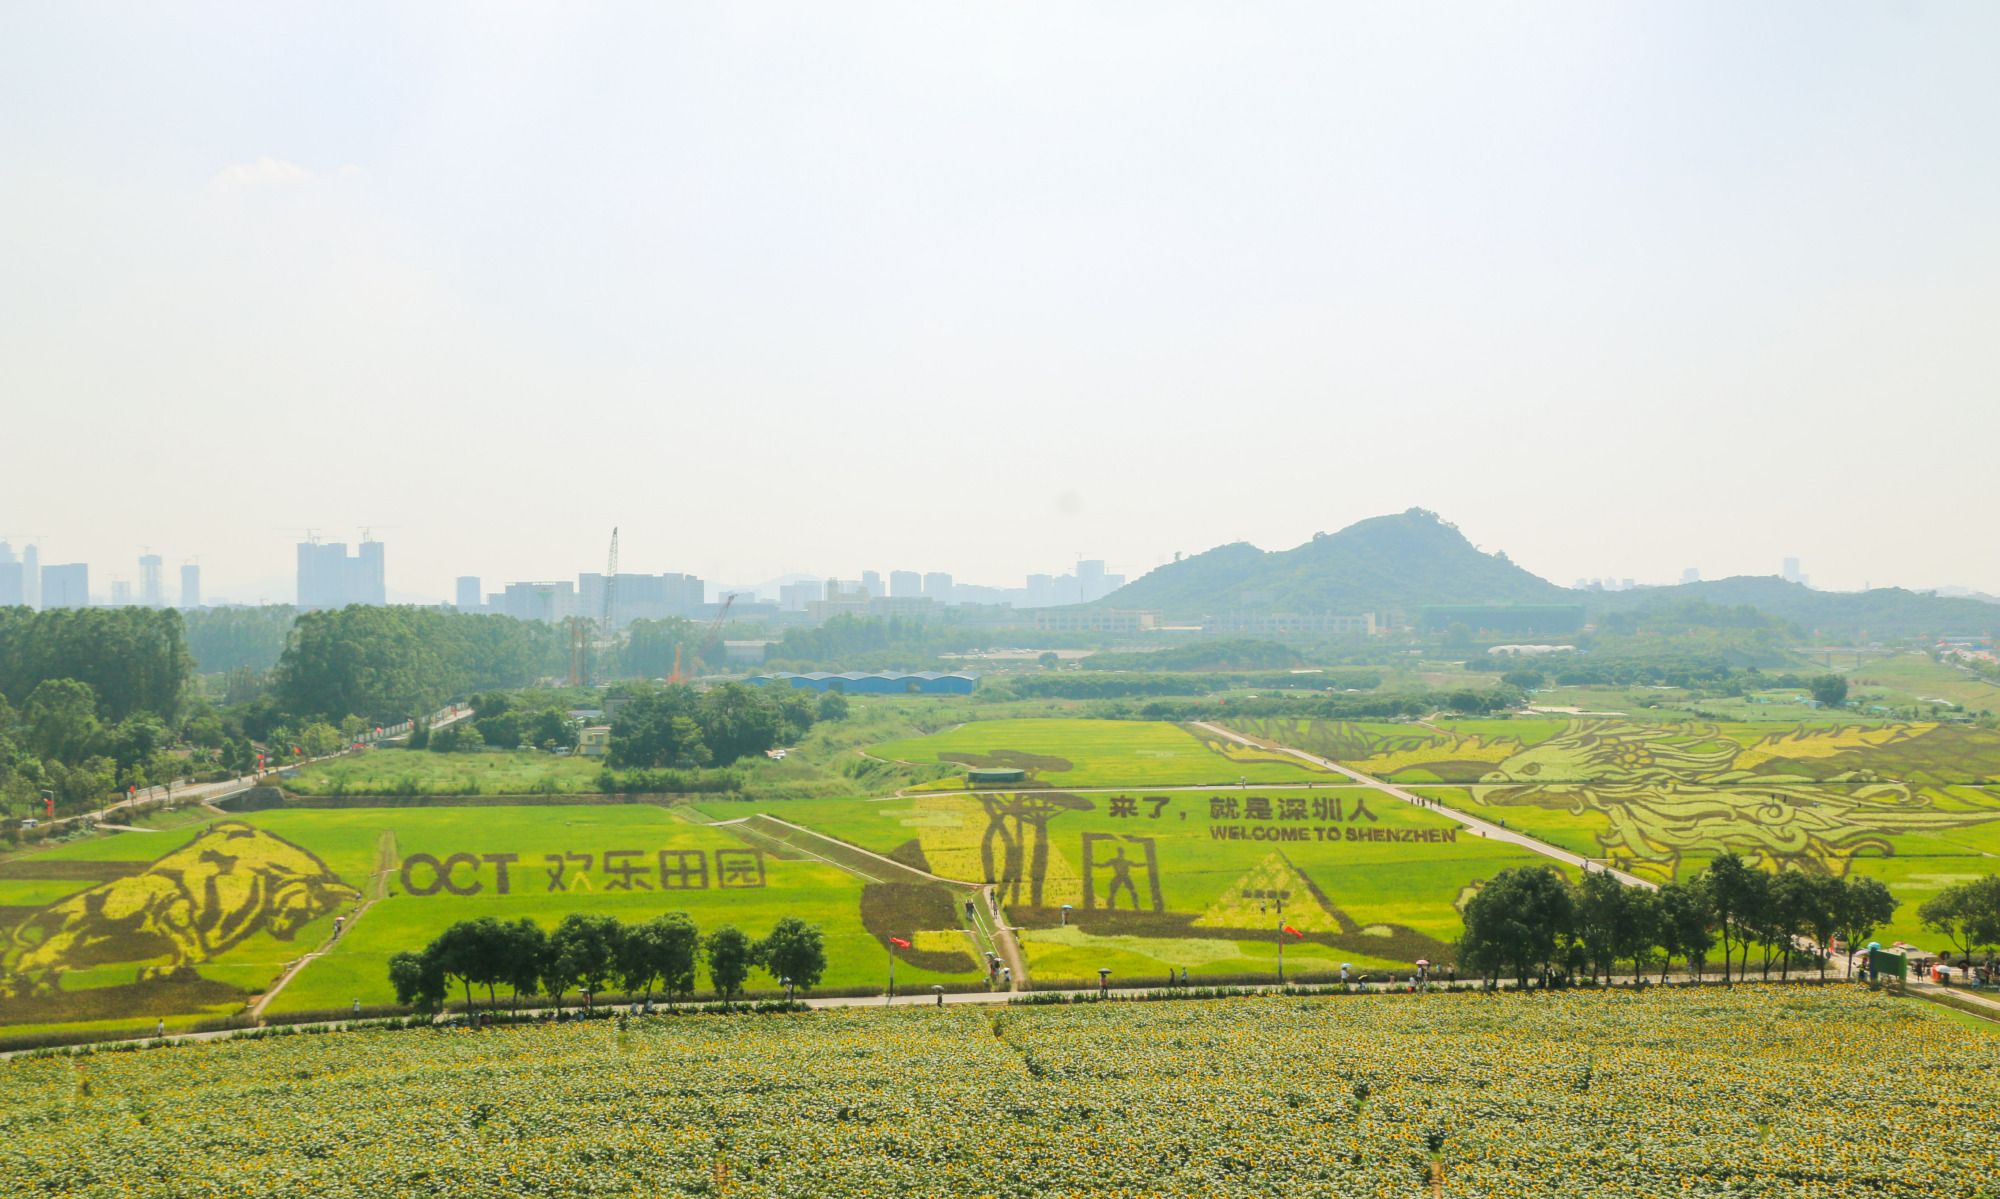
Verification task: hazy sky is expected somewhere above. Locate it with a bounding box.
[4,3,1996,602]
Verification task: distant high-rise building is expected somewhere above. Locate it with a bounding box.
[456,576,482,612]
[357,539,386,604]
[1025,574,1055,608]
[180,564,201,609]
[1076,560,1107,603]
[23,544,39,608]
[890,570,922,598]
[496,581,576,624]
[41,564,88,608]
[922,571,954,603]
[297,539,389,610]
[861,570,884,599]
[779,580,824,612]
[1781,557,1808,587]
[0,561,23,607]
[110,580,134,607]
[139,554,165,607]
[1680,568,1701,585]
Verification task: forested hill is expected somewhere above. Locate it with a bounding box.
[1101,509,1566,618]
[1099,509,2000,637]
[1588,577,2000,640]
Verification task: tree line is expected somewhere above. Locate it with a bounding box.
[0,608,211,820]
[0,607,192,723]
[1457,856,1910,987]
[387,911,827,1014]
[1107,687,1522,724]
[1001,669,1384,701]
[605,681,837,770]
[273,606,564,725]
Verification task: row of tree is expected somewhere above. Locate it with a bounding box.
[1458,856,1907,987]
[607,681,837,769]
[0,607,193,723]
[387,912,827,1014]
[272,606,563,725]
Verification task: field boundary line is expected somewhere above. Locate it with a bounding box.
[746,813,984,889]
[249,830,398,1019]
[1190,721,1657,891]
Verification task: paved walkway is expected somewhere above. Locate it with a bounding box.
[1191,721,1656,890]
[30,705,471,835]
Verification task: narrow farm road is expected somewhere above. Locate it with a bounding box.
[715,813,1028,990]
[250,831,399,1019]
[1191,721,1657,891]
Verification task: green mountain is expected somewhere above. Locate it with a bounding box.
[1099,509,2000,638]
[1589,578,2000,640]
[1101,509,1565,619]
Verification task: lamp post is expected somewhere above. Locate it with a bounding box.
[1265,894,1287,985]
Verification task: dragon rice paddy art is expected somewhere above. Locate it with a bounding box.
[1227,717,2000,879]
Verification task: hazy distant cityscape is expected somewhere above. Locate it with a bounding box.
[17,529,1988,627]
[0,534,1129,625]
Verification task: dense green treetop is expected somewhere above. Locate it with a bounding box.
[182,605,297,674]
[272,606,562,723]
[0,606,193,722]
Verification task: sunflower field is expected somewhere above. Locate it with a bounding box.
[0,985,1991,1197]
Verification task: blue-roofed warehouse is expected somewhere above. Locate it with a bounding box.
[747,671,978,695]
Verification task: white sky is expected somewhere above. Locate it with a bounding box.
[3,2,1996,602]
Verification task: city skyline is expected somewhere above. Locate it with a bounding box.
[3,526,1985,612]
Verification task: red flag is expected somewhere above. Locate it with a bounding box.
[1283,925,1304,939]
[889,937,912,949]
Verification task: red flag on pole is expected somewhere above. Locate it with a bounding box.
[1282,925,1304,939]
[889,937,912,949]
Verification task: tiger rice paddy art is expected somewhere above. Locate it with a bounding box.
[1226,717,2000,880]
[0,823,357,1023]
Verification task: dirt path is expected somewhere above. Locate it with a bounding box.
[716,813,1029,990]
[980,884,1029,991]
[249,830,398,1019]
[735,813,978,888]
[1191,721,1657,890]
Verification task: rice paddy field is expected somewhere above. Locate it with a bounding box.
[9,710,2000,1042]
[0,985,1990,1198]
[869,717,1336,788]
[698,787,1555,986]
[1227,716,2000,946]
[0,805,988,1039]
[281,749,605,796]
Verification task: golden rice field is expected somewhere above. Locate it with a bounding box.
[0,986,1990,1197]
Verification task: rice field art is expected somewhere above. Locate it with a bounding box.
[0,823,358,1029]
[703,785,1559,987]
[0,805,992,1038]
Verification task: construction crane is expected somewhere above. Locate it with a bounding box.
[570,528,622,688]
[601,527,619,637]
[667,592,736,684]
